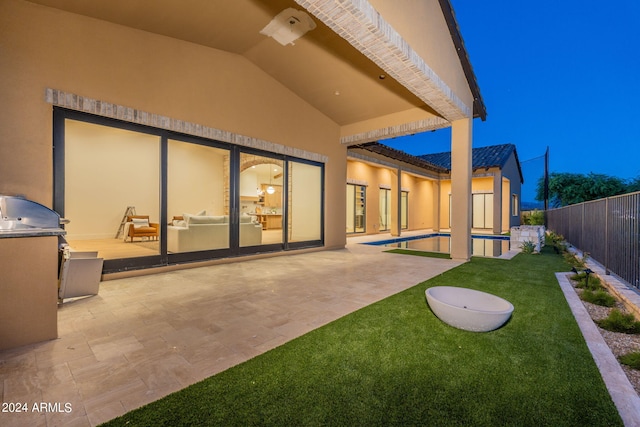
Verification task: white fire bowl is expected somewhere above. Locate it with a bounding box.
[425,286,514,332]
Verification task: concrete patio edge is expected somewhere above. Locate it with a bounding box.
[556,272,640,426]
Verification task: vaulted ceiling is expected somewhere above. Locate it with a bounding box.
[27,0,480,143]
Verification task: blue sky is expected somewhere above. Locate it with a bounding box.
[382,1,640,202]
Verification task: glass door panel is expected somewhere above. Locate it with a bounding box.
[239,153,283,246]
[289,161,322,242]
[346,184,365,234]
[472,193,493,229]
[64,119,161,260]
[401,191,408,229]
[379,188,391,231]
[167,139,230,253]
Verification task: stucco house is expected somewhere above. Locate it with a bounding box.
[0,0,486,278]
[347,142,522,237]
[419,143,523,233]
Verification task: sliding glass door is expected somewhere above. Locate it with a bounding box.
[288,160,322,244]
[472,193,494,229]
[346,184,365,234]
[167,139,230,254]
[401,191,408,230]
[239,153,284,247]
[54,108,324,273]
[379,188,391,232]
[63,119,161,261]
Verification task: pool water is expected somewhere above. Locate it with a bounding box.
[365,233,511,258]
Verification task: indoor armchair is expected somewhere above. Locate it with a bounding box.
[126,215,159,242]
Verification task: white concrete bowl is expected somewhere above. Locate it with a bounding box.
[425,286,514,332]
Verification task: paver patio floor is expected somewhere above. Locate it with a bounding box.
[0,233,461,426]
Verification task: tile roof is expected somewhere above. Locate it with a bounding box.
[418,143,519,172]
[348,142,448,173]
[349,142,523,183]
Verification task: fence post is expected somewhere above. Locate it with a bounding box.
[605,197,610,275]
[581,203,585,251]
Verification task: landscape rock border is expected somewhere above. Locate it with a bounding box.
[556,272,640,425]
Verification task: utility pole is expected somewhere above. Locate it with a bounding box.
[544,146,549,211]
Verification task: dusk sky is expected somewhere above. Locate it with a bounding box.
[382,1,640,202]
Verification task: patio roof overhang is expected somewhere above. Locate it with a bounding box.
[26,0,484,146]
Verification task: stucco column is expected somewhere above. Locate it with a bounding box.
[493,170,502,234]
[432,180,440,232]
[390,168,400,236]
[450,118,472,261]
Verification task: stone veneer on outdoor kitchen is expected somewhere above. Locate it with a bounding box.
[510,225,546,253]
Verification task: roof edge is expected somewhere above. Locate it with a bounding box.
[438,0,487,121]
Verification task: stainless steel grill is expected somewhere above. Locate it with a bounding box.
[0,195,62,230]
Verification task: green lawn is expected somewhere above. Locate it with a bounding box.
[102,247,622,426]
[385,248,451,259]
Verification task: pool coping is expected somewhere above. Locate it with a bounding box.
[361,232,510,246]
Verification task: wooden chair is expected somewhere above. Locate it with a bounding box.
[126,215,159,242]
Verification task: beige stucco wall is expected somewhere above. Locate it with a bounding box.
[370,0,472,115]
[0,0,345,248]
[0,236,58,350]
[440,180,452,228]
[472,177,494,192]
[439,174,512,232]
[502,178,512,232]
[401,172,435,230]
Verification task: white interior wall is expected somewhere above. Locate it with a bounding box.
[66,120,320,241]
[167,140,225,217]
[65,120,160,240]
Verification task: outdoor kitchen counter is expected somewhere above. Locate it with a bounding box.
[0,228,66,238]
[0,230,65,350]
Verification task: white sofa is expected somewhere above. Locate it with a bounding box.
[167,213,262,253]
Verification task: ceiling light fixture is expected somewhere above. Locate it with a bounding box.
[260,8,317,46]
[267,166,276,194]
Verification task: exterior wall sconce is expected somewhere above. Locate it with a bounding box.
[260,8,317,46]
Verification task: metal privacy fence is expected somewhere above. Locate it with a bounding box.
[546,191,640,289]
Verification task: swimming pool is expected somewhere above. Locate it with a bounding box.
[364,233,511,258]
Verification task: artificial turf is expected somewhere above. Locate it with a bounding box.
[102,246,622,426]
[384,248,451,259]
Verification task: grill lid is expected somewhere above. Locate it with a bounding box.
[0,195,61,229]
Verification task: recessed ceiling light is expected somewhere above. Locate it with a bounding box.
[334,90,340,96]
[379,74,386,80]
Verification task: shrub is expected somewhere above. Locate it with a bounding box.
[563,251,584,267]
[522,209,545,225]
[546,231,563,245]
[572,274,602,291]
[580,289,616,307]
[520,240,536,254]
[619,352,640,370]
[597,309,640,334]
